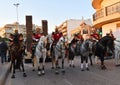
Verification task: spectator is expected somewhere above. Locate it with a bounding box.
[0,39,8,64]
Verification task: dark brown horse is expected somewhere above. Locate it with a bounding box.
[93,35,114,69]
[10,34,27,78]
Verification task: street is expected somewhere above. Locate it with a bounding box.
[6,57,120,85]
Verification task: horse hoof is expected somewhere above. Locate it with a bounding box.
[62,70,65,74]
[32,69,35,71]
[55,71,59,75]
[69,64,71,67]
[86,68,89,71]
[51,67,54,69]
[23,73,27,77]
[81,69,84,71]
[38,72,41,76]
[72,65,75,68]
[11,75,15,78]
[42,71,45,75]
[91,63,93,66]
[101,65,107,70]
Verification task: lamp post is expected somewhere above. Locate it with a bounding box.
[13,3,20,31]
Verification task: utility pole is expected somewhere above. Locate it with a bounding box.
[13,3,20,31]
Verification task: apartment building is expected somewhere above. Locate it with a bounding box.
[92,0,120,38]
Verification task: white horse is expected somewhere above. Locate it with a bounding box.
[79,39,93,71]
[35,35,47,76]
[54,36,66,74]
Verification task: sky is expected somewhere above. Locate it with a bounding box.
[0,0,95,33]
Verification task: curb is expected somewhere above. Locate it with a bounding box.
[0,63,11,85]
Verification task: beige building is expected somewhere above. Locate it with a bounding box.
[0,22,39,38]
[57,19,92,41]
[92,0,120,39]
[0,27,5,37]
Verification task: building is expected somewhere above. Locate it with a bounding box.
[0,22,40,38]
[92,0,120,38]
[57,19,92,41]
[0,27,5,37]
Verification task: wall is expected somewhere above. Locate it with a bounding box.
[101,0,120,8]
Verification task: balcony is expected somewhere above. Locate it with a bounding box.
[93,1,120,28]
[93,9,104,21]
[92,0,103,9]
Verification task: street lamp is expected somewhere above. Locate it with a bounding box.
[13,3,20,31]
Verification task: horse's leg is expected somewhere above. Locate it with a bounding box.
[51,49,55,69]
[20,58,27,77]
[36,56,42,76]
[61,55,65,74]
[85,56,89,71]
[71,55,75,68]
[32,56,36,71]
[89,53,93,66]
[81,56,84,71]
[16,58,21,71]
[41,50,46,75]
[55,56,59,74]
[11,60,16,78]
[100,54,106,70]
[51,55,55,69]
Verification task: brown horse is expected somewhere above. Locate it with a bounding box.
[10,34,27,78]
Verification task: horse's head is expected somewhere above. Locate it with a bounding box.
[100,36,114,53]
[107,36,114,53]
[38,35,47,48]
[83,39,93,50]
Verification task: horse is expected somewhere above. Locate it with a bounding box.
[10,34,26,78]
[35,35,47,76]
[93,35,114,69]
[54,36,66,74]
[76,39,93,71]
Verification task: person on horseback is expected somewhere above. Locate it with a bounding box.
[32,28,43,42]
[51,27,62,68]
[52,27,63,45]
[90,28,100,64]
[80,22,92,71]
[91,28,100,42]
[76,31,84,42]
[80,22,91,41]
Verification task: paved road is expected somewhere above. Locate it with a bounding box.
[5,57,120,85]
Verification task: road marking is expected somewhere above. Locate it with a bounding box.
[63,79,73,85]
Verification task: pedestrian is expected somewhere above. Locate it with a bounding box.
[0,39,8,64]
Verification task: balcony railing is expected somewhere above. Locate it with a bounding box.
[93,9,104,21]
[93,1,120,21]
[106,2,120,15]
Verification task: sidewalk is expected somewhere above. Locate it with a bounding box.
[0,62,11,85]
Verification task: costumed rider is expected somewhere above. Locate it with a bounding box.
[31,27,43,57]
[91,28,100,43]
[32,28,43,42]
[51,27,63,51]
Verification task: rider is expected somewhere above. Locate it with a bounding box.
[52,27,62,43]
[109,30,116,40]
[76,31,84,42]
[80,22,91,41]
[91,28,100,42]
[51,27,62,47]
[32,28,43,42]
[80,22,92,70]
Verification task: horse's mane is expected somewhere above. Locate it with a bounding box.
[99,36,113,46]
